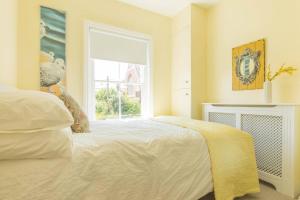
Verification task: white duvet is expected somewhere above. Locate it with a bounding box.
[0,120,213,200]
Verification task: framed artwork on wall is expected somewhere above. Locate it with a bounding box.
[232,39,265,90]
[40,6,66,96]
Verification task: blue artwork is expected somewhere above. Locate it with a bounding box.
[40,6,66,95]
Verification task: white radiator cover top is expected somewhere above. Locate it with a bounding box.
[203,103,300,198]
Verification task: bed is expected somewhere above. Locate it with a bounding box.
[0,119,213,200]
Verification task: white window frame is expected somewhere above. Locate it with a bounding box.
[83,21,153,121]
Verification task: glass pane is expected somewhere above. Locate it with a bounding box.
[94,59,119,81]
[119,63,145,84]
[95,82,119,120]
[120,83,141,118]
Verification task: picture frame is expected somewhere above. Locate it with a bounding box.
[232,39,265,90]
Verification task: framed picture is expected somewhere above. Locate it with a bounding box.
[40,6,66,96]
[232,39,265,90]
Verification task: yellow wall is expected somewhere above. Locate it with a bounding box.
[206,0,300,103]
[0,0,18,86]
[16,0,300,115]
[18,0,172,115]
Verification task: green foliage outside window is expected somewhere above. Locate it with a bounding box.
[95,88,141,119]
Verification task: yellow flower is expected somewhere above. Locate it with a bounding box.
[266,64,297,81]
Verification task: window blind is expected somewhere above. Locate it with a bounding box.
[89,28,148,65]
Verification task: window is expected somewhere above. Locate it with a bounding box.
[85,23,152,120]
[93,60,146,120]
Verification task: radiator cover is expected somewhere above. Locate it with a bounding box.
[241,114,283,177]
[203,104,300,198]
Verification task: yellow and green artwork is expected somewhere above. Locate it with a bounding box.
[40,6,66,96]
[232,39,265,90]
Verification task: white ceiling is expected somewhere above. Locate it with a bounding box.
[118,0,219,17]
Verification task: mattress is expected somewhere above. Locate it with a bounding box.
[0,120,213,200]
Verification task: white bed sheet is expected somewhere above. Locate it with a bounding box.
[0,120,213,200]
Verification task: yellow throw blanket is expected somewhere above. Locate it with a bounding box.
[153,116,260,200]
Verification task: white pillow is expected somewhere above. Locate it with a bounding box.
[0,90,74,133]
[0,128,73,160]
